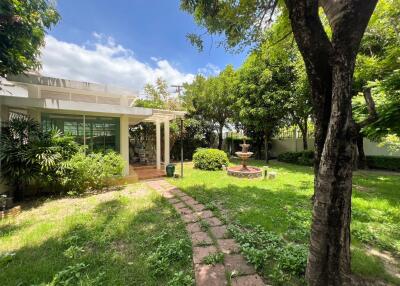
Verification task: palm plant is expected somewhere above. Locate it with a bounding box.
[0,115,70,201]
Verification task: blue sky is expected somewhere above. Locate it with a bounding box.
[41,0,247,92]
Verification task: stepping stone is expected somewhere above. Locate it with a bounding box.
[217,239,240,254]
[162,191,175,199]
[186,222,202,233]
[181,195,194,202]
[195,264,227,286]
[184,198,198,206]
[191,232,213,246]
[197,210,214,219]
[182,213,199,223]
[173,202,186,209]
[210,225,229,239]
[231,274,265,286]
[192,204,206,212]
[224,254,256,275]
[171,189,186,197]
[168,198,180,204]
[178,207,193,215]
[204,217,223,227]
[193,245,217,264]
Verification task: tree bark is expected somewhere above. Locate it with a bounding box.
[284,0,378,284]
[300,122,308,150]
[217,123,223,150]
[264,133,269,163]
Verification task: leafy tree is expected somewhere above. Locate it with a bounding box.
[183,66,235,149]
[181,0,378,284]
[352,0,400,167]
[234,49,288,162]
[0,0,60,76]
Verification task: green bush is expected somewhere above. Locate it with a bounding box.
[59,150,125,194]
[277,151,314,166]
[366,155,400,171]
[192,148,229,170]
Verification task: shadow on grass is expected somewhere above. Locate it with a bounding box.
[0,194,191,286]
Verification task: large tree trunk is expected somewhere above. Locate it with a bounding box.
[217,124,223,150]
[264,133,269,163]
[284,0,378,284]
[307,59,357,285]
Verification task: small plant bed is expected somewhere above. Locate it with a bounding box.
[0,184,193,285]
[168,159,400,285]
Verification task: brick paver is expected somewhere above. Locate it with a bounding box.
[195,264,227,286]
[191,232,213,246]
[146,179,266,286]
[210,225,229,239]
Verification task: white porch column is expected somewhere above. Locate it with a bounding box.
[120,115,129,176]
[156,120,161,170]
[164,120,170,166]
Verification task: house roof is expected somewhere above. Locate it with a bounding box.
[1,74,185,123]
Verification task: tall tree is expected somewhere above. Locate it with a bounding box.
[0,0,59,77]
[234,49,289,162]
[352,0,400,167]
[181,1,378,284]
[184,66,235,149]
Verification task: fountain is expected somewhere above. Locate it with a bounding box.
[227,139,262,178]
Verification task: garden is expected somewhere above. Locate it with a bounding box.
[1,0,400,285]
[169,149,400,285]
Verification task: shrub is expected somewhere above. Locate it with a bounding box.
[59,150,125,194]
[193,148,229,170]
[277,151,314,166]
[366,155,400,171]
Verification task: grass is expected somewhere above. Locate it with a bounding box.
[0,184,193,286]
[169,159,400,285]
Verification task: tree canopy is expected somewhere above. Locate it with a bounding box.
[0,0,60,77]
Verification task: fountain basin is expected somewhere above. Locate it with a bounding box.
[227,165,262,179]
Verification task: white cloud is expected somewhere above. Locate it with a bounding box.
[197,63,221,76]
[40,34,197,92]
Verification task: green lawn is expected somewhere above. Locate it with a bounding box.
[0,184,193,286]
[169,159,400,285]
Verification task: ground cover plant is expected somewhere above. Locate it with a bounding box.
[0,184,193,285]
[169,159,400,285]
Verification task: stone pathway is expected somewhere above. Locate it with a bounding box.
[147,179,266,286]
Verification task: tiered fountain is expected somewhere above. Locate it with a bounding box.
[227,139,262,178]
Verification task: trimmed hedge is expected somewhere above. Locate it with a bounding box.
[193,148,229,170]
[366,156,400,171]
[277,151,314,166]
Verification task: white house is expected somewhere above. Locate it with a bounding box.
[0,73,184,181]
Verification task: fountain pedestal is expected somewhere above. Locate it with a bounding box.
[227,140,262,179]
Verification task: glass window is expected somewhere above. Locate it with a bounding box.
[41,113,120,152]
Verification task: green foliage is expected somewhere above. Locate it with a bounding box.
[193,148,229,170]
[170,159,400,283]
[0,116,124,198]
[59,151,125,194]
[0,0,60,76]
[146,232,191,277]
[353,0,400,141]
[203,252,224,265]
[365,155,400,171]
[277,151,314,166]
[229,224,307,284]
[0,116,79,199]
[167,271,194,286]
